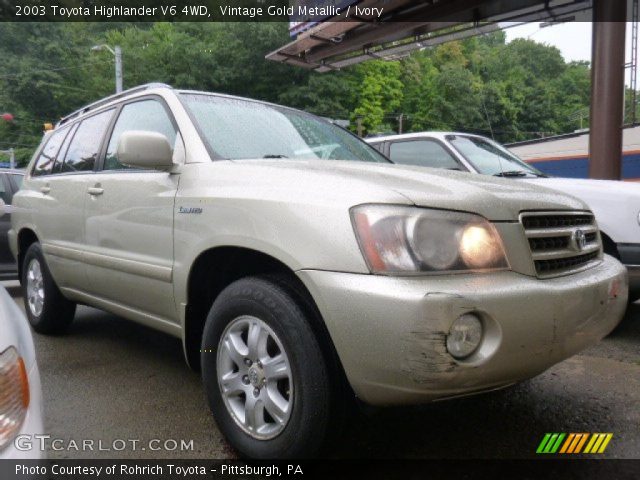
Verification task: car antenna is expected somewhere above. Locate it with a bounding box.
[481,96,495,141]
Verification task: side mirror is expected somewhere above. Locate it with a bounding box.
[117,131,174,169]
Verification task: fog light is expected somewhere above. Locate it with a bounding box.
[446,314,483,359]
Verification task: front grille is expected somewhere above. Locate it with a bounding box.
[522,215,593,229]
[535,251,600,274]
[521,212,601,277]
[529,236,569,251]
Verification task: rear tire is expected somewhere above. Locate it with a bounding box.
[22,242,76,334]
[201,276,337,458]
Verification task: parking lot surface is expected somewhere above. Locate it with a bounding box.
[4,280,639,459]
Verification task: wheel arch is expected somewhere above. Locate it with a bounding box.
[16,228,40,282]
[183,246,348,390]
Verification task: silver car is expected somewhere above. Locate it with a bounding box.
[10,84,628,458]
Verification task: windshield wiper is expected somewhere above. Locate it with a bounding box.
[263,154,288,158]
[494,170,528,177]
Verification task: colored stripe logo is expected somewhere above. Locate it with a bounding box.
[536,433,613,454]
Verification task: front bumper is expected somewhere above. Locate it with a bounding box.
[298,255,628,406]
[7,228,17,261]
[617,243,640,300]
[627,266,640,301]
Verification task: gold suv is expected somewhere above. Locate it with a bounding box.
[10,84,628,458]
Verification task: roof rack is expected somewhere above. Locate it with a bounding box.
[56,83,172,127]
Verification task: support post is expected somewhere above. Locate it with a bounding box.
[114,46,123,93]
[589,0,627,179]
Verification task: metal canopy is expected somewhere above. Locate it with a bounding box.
[266,0,593,72]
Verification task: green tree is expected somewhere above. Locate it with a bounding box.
[0,21,606,165]
[351,60,404,135]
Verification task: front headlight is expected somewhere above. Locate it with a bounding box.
[351,205,509,274]
[0,346,30,450]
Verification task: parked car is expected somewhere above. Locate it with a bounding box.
[10,84,628,458]
[0,219,44,459]
[368,132,639,302]
[0,169,24,280]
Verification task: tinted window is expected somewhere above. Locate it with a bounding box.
[0,175,10,204]
[369,142,385,153]
[105,100,177,170]
[52,123,78,174]
[61,109,114,172]
[9,174,23,190]
[32,128,68,176]
[389,140,460,169]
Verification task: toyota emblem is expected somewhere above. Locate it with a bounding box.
[574,229,587,251]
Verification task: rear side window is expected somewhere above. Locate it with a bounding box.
[9,174,23,190]
[0,175,11,204]
[369,142,385,153]
[32,128,68,177]
[52,123,78,174]
[104,100,177,170]
[61,109,114,173]
[389,140,460,169]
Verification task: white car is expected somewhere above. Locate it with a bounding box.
[368,132,640,302]
[0,209,44,459]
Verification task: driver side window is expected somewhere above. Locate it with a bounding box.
[389,139,460,170]
[104,99,177,171]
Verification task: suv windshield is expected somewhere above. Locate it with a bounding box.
[181,93,389,163]
[447,134,546,177]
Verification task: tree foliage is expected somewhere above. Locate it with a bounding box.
[0,23,600,165]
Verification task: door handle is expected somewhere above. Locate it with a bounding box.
[87,187,104,196]
[40,186,50,195]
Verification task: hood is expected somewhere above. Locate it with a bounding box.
[523,177,640,198]
[231,160,588,221]
[522,177,640,243]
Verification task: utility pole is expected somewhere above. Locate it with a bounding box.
[115,46,123,93]
[91,44,123,93]
[356,117,363,137]
[397,113,404,134]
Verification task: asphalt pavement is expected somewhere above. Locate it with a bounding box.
[3,280,639,459]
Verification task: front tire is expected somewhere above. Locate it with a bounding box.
[22,242,76,334]
[201,276,335,458]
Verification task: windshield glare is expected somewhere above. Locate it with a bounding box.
[447,135,543,176]
[181,93,389,163]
